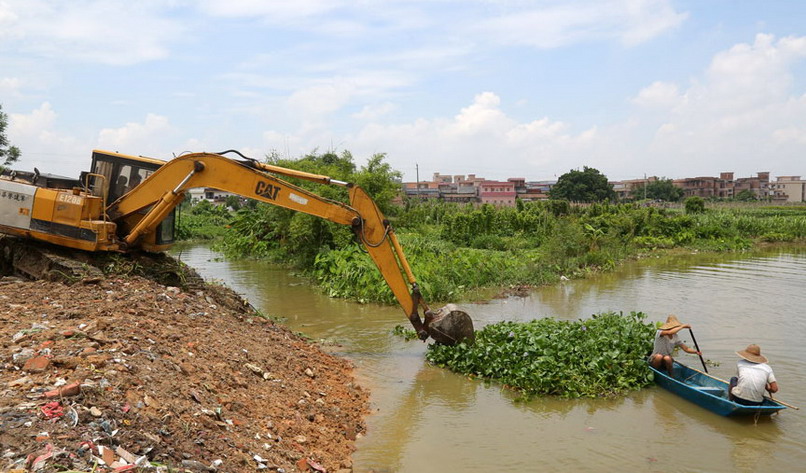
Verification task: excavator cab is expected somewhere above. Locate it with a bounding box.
[86,150,176,250]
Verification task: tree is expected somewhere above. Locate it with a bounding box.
[224,194,243,210]
[0,104,21,169]
[354,153,402,216]
[550,166,615,202]
[630,178,684,202]
[735,189,757,202]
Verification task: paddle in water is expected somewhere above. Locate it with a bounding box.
[688,328,708,373]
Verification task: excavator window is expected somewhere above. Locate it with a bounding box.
[89,150,175,246]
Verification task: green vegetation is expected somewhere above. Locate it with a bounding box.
[550,166,616,202]
[631,178,684,202]
[0,103,21,170]
[426,311,656,398]
[176,199,234,240]
[735,189,758,202]
[684,196,706,214]
[175,150,806,307]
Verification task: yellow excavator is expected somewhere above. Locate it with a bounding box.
[0,149,474,345]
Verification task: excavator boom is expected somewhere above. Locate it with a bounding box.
[0,150,474,345]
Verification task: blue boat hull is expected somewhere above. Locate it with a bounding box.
[649,361,786,417]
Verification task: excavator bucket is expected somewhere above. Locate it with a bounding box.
[426,304,475,345]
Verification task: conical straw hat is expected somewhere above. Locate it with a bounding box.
[660,315,684,330]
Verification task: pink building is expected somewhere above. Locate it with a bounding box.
[479,180,516,207]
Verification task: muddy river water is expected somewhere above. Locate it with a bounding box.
[171,245,806,473]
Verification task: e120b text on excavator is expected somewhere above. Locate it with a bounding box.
[0,150,474,345]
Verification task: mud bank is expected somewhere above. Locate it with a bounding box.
[0,272,369,473]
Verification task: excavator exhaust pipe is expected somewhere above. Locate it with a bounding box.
[425,304,475,345]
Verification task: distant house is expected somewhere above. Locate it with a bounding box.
[479,180,516,207]
[672,172,771,199]
[733,172,771,199]
[403,181,440,200]
[189,187,236,204]
[610,177,658,200]
[772,176,806,202]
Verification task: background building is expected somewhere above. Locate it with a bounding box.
[772,176,806,202]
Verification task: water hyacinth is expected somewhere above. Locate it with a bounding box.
[426,311,657,398]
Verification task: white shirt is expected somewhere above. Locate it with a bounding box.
[651,330,683,356]
[731,359,776,403]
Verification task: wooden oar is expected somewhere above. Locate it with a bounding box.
[768,394,801,411]
[688,328,708,373]
[685,365,800,410]
[686,364,727,383]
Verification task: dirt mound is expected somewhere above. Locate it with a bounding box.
[0,275,368,473]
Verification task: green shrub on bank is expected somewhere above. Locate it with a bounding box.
[176,200,233,240]
[312,233,552,303]
[426,311,656,398]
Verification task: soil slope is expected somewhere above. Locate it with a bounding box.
[0,274,368,473]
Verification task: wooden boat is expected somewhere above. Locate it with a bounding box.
[649,361,786,416]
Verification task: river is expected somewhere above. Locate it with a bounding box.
[170,244,806,473]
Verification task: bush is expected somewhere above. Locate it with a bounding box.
[684,196,706,214]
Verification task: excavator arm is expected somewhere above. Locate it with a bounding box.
[107,152,474,345]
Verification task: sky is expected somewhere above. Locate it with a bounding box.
[1,0,805,183]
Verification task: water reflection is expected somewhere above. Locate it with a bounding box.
[724,417,782,473]
[359,365,482,472]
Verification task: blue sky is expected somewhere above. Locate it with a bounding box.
[2,0,805,183]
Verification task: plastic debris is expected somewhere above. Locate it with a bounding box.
[40,401,64,420]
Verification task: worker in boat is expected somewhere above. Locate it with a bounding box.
[648,315,701,376]
[729,344,778,406]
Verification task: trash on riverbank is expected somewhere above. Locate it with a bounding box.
[0,275,368,472]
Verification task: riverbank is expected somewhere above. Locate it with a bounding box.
[0,273,368,473]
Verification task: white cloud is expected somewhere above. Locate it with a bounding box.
[197,0,425,36]
[620,0,689,45]
[448,92,513,136]
[636,34,806,177]
[9,102,57,137]
[199,0,339,20]
[0,77,22,98]
[97,114,174,155]
[352,103,397,121]
[7,103,88,176]
[632,81,681,109]
[342,92,598,178]
[0,1,19,31]
[475,0,687,49]
[287,82,357,118]
[0,0,186,65]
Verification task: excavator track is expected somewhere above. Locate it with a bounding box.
[0,235,105,283]
[0,235,205,289]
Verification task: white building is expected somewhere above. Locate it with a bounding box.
[772,176,806,202]
[188,187,236,204]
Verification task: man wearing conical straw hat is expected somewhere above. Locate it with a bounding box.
[729,344,779,406]
[648,315,701,376]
